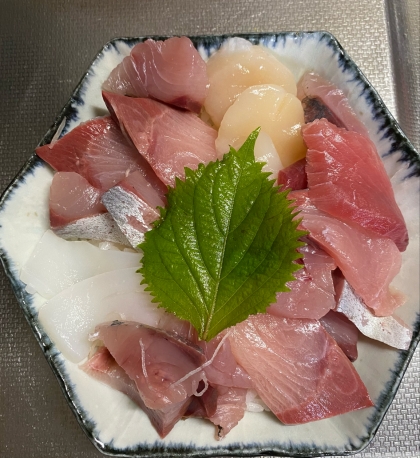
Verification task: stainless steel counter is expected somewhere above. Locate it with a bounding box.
[0,1,418,456]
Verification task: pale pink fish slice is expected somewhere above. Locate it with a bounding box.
[81,346,190,438]
[297,72,370,137]
[49,172,128,245]
[103,37,209,113]
[103,91,218,187]
[229,314,373,424]
[36,116,160,192]
[290,190,403,317]
[267,241,336,320]
[303,118,408,251]
[198,331,253,389]
[207,385,247,439]
[92,321,206,411]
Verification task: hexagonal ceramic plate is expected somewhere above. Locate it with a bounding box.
[0,32,419,457]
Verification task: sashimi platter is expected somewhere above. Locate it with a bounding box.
[0,32,419,457]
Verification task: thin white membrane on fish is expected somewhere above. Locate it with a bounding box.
[20,230,141,299]
[38,267,166,363]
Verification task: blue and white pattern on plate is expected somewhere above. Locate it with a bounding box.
[0,32,419,457]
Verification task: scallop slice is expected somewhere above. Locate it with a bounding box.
[205,38,297,127]
[20,229,141,299]
[253,131,283,180]
[216,84,306,168]
[38,267,166,363]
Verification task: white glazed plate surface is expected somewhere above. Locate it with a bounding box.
[0,32,419,457]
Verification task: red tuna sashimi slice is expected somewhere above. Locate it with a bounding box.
[49,172,128,245]
[334,274,411,349]
[268,241,336,320]
[103,37,209,113]
[101,170,166,247]
[290,190,403,316]
[277,157,307,191]
[319,311,359,361]
[92,321,206,410]
[82,346,190,438]
[297,72,370,137]
[303,118,408,251]
[103,91,218,187]
[36,116,162,192]
[229,314,373,424]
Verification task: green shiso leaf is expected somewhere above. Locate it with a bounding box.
[139,129,306,341]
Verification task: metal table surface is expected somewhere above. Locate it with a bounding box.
[0,1,418,457]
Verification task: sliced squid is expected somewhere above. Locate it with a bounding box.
[20,230,141,299]
[38,267,166,363]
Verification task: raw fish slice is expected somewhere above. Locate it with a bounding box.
[53,213,129,246]
[229,314,373,424]
[49,172,106,227]
[334,275,412,350]
[82,346,190,438]
[291,190,403,316]
[103,92,218,187]
[92,320,206,410]
[49,171,128,245]
[205,37,297,126]
[36,116,161,192]
[103,37,209,113]
[157,313,199,343]
[303,119,408,251]
[184,385,218,419]
[297,72,370,137]
[319,311,359,361]
[38,267,166,362]
[277,158,307,191]
[101,171,166,248]
[49,172,127,245]
[208,385,247,439]
[267,241,336,320]
[198,332,253,389]
[215,84,306,167]
[20,229,141,299]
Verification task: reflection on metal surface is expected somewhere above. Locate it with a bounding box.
[385,0,420,151]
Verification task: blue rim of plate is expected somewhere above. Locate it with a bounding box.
[0,31,419,457]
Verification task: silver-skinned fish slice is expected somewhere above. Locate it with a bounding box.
[101,170,166,248]
[49,171,129,245]
[334,274,412,350]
